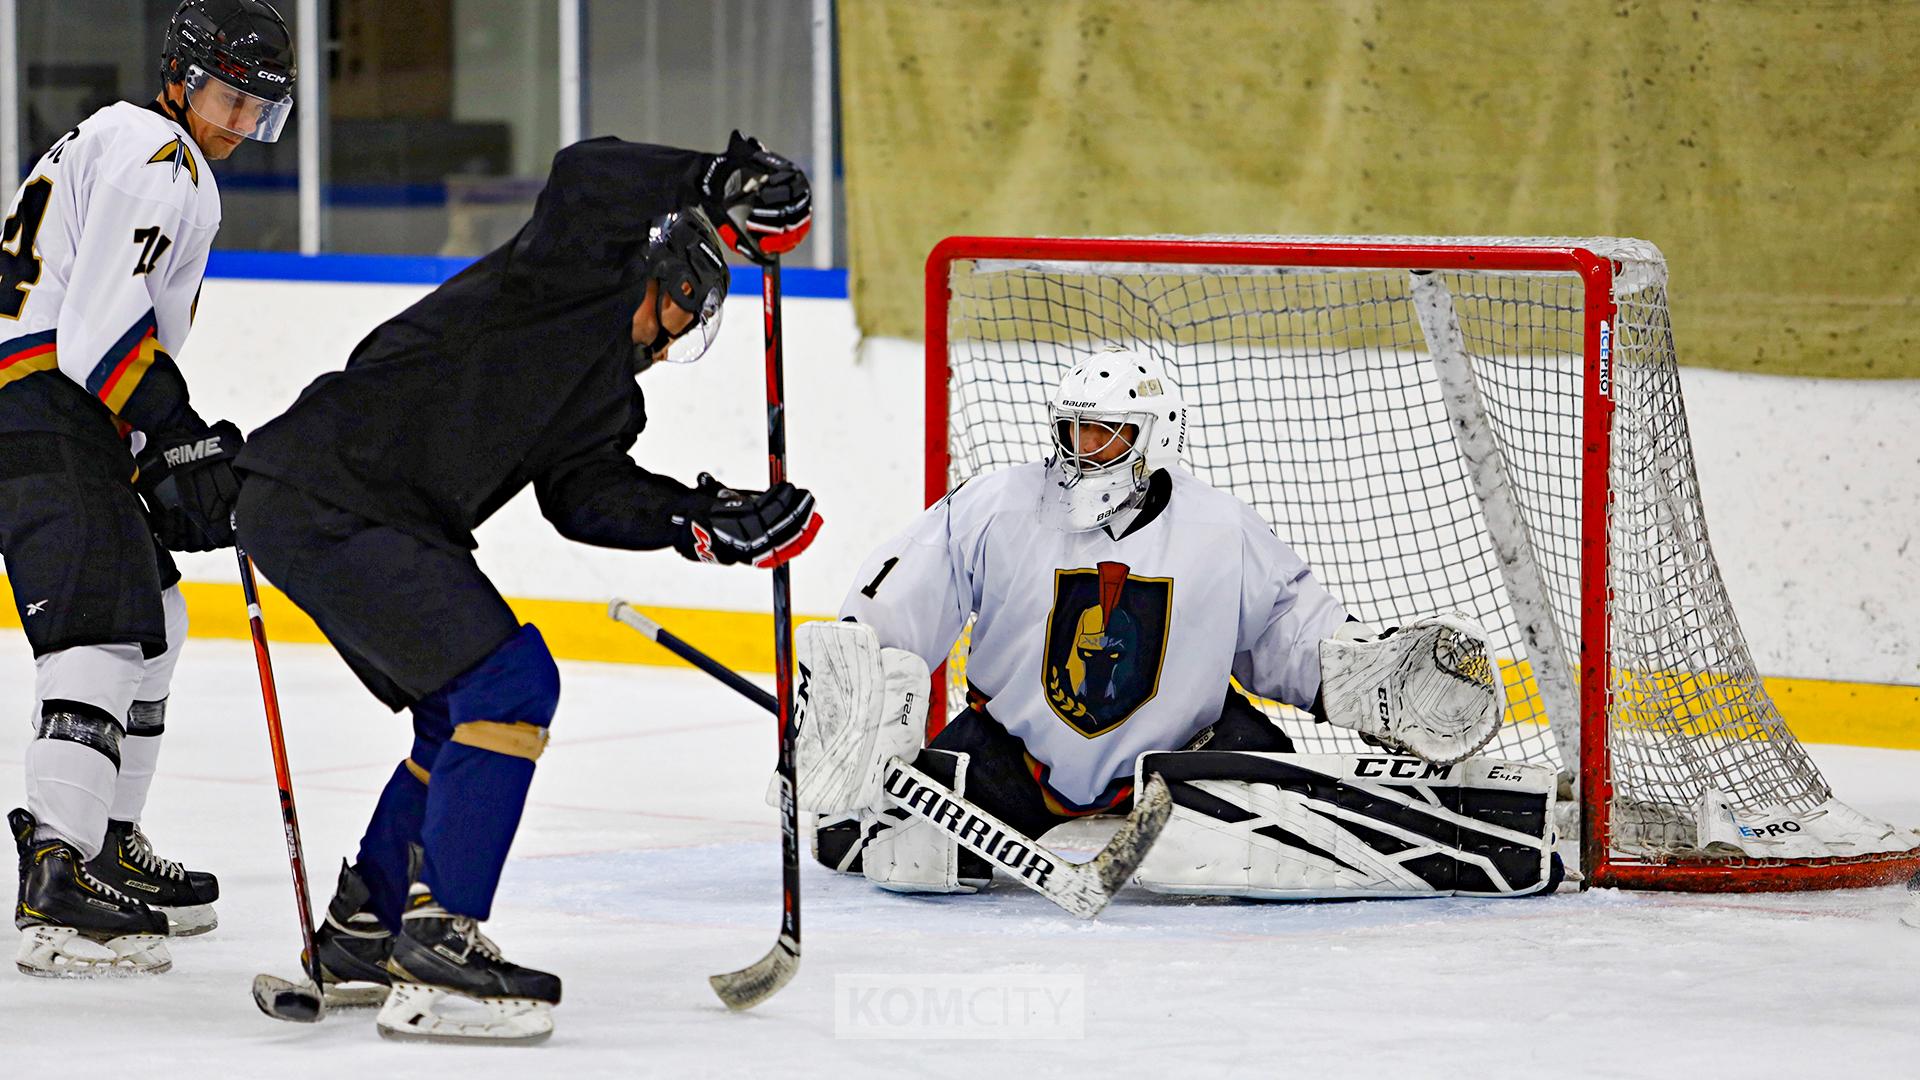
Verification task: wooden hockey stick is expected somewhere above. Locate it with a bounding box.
[235,541,327,1024]
[608,602,1173,920]
[700,255,804,1012]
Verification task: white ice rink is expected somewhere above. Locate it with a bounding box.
[1,633,1916,1079]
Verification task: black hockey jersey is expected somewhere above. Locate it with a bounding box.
[238,139,723,552]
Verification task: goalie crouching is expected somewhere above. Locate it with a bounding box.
[795,346,1561,903]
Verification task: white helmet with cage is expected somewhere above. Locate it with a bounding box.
[1042,345,1188,531]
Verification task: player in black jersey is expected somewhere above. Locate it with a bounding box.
[234,132,817,1043]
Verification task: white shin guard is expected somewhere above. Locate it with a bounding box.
[27,642,145,858]
[111,587,186,824]
[1133,751,1558,899]
[861,752,985,895]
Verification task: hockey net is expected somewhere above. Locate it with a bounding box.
[926,235,1920,891]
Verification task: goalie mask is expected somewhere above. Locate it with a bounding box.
[633,208,729,371]
[1043,346,1187,531]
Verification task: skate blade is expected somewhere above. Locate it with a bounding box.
[252,973,326,1022]
[161,903,218,937]
[376,982,554,1045]
[15,925,171,978]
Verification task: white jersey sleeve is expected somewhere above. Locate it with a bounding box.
[1229,504,1347,711]
[837,486,978,671]
[1,102,222,438]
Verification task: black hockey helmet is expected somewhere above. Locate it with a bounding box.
[636,209,730,366]
[161,0,296,143]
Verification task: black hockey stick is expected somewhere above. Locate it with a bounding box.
[607,604,1174,919]
[234,543,326,1023]
[703,254,803,1011]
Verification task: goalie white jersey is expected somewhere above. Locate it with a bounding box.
[0,102,221,442]
[842,462,1348,806]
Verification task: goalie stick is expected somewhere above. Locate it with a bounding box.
[234,540,327,1025]
[608,603,1173,921]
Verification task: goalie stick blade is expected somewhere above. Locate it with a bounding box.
[1091,773,1174,897]
[708,934,799,1011]
[252,972,326,1023]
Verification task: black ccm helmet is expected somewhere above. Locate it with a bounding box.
[161,0,296,143]
[635,209,730,368]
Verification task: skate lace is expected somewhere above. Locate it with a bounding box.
[123,826,187,881]
[452,917,505,963]
[76,860,145,906]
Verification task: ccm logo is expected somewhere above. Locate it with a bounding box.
[1355,757,1452,780]
[161,435,224,467]
[256,70,289,84]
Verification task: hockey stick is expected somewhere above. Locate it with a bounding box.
[234,542,326,1024]
[702,255,803,1011]
[607,603,1174,920]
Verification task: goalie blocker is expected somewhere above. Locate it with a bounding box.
[1134,750,1561,899]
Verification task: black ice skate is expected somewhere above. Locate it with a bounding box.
[86,818,219,936]
[11,808,170,977]
[252,860,393,1022]
[377,883,562,1044]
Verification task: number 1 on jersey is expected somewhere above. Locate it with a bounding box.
[860,556,901,599]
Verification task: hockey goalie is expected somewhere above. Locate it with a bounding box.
[794,345,1561,903]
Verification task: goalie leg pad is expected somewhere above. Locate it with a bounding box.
[861,751,991,895]
[1132,751,1557,899]
[791,621,927,814]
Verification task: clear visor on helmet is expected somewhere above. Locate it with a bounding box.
[657,284,726,365]
[1051,413,1144,481]
[184,65,293,143]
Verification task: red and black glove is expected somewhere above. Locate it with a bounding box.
[697,131,812,263]
[136,420,244,551]
[671,472,823,569]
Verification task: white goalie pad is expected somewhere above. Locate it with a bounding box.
[789,621,927,814]
[1319,612,1504,763]
[1132,751,1558,899]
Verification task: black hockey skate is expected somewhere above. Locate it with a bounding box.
[86,818,219,936]
[11,808,171,977]
[311,860,394,1005]
[377,883,562,1044]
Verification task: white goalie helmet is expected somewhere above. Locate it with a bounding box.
[1043,345,1188,531]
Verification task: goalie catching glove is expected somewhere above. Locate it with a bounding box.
[698,130,812,262]
[670,472,822,569]
[1318,612,1504,764]
[787,620,925,814]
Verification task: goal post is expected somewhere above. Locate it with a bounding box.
[923,234,1920,892]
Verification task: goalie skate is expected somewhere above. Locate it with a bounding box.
[11,809,171,978]
[376,884,560,1044]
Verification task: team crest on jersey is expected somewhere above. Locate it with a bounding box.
[1042,561,1172,738]
[147,139,200,186]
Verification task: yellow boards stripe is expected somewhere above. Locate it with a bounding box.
[0,573,1911,749]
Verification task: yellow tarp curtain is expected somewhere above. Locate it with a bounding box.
[839,0,1920,378]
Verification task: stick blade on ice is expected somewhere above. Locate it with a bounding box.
[252,972,325,1023]
[708,935,798,1011]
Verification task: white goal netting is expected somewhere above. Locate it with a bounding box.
[934,235,1897,866]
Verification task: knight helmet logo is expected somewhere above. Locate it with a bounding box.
[1041,561,1172,738]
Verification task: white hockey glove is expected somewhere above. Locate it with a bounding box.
[1318,612,1503,764]
[787,620,926,814]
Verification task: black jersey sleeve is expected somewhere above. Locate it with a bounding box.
[534,444,696,551]
[508,138,716,297]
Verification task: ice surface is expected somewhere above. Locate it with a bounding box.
[1,634,1915,1079]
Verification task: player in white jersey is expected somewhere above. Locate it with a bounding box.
[1,0,295,976]
[805,344,1556,901]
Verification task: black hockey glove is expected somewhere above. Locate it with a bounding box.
[697,131,812,263]
[136,420,244,552]
[671,472,823,569]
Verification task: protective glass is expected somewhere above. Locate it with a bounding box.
[184,65,293,143]
[657,284,726,365]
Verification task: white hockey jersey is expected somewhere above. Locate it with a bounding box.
[842,462,1349,806]
[0,102,222,444]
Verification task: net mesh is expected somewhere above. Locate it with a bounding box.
[937,236,1830,860]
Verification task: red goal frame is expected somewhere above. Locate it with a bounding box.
[923,234,1920,892]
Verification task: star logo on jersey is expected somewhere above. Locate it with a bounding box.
[147,138,200,187]
[1041,561,1172,739]
[24,600,49,616]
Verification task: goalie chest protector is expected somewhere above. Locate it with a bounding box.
[841,462,1348,806]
